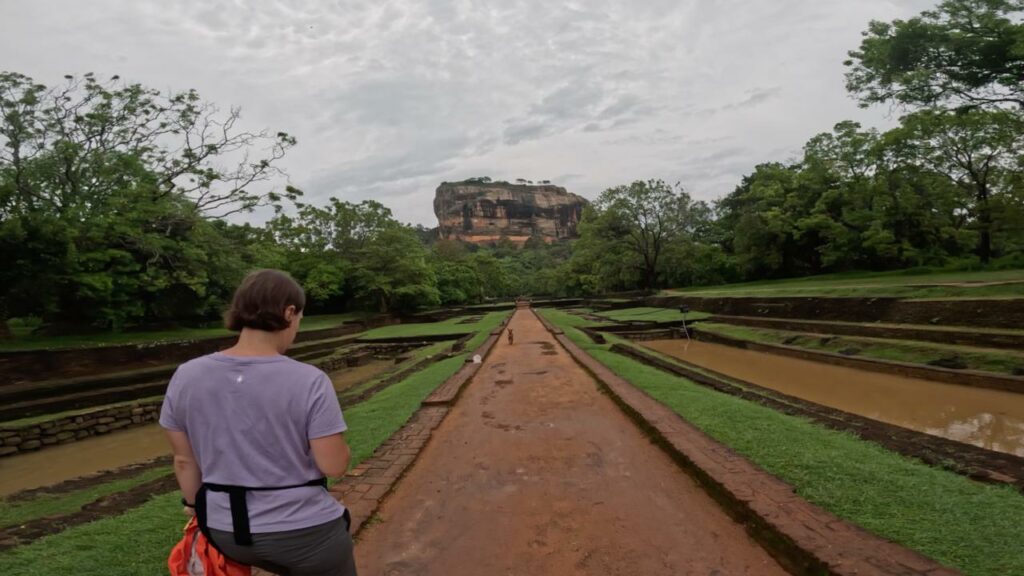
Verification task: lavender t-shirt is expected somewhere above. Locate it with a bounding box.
[159,353,347,532]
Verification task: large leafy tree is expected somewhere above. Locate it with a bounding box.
[0,72,296,330]
[845,0,1024,110]
[795,121,966,269]
[353,226,439,314]
[268,199,397,310]
[579,180,706,290]
[890,108,1024,262]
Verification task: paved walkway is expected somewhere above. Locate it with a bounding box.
[354,309,786,575]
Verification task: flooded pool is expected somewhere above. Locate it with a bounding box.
[0,424,170,496]
[329,359,393,392]
[643,340,1024,456]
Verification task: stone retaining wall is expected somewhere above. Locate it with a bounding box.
[0,401,161,458]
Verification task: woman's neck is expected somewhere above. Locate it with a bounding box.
[222,328,285,356]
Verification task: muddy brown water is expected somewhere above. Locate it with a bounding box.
[0,424,170,496]
[644,339,1024,457]
[355,310,786,575]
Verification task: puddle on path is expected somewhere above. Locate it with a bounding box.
[644,340,1024,456]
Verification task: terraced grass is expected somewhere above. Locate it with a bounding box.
[338,341,452,402]
[596,307,712,323]
[540,308,1024,576]
[666,268,1024,299]
[698,322,1024,376]
[361,311,507,340]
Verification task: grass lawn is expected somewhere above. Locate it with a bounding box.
[665,268,1024,299]
[0,313,508,575]
[540,308,1024,576]
[697,322,1024,375]
[596,307,712,323]
[361,311,507,340]
[1,313,361,352]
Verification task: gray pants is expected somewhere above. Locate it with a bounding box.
[209,516,357,576]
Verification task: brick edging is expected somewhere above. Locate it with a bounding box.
[329,314,510,535]
[532,309,960,576]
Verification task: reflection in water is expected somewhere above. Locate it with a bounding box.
[0,424,170,496]
[643,340,1024,457]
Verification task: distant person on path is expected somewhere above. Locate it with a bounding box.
[161,269,358,576]
[507,328,514,345]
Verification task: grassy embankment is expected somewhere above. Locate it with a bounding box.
[1,313,363,352]
[665,268,1024,299]
[360,312,505,340]
[0,312,507,576]
[539,308,1024,576]
[697,322,1024,376]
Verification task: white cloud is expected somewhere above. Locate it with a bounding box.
[0,0,940,225]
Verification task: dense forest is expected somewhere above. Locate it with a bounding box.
[2,0,1022,332]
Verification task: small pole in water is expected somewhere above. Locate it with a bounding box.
[678,305,691,342]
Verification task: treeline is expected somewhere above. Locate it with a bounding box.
[559,0,1024,293]
[2,0,1023,334]
[0,66,561,331]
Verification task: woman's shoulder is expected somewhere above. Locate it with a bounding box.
[172,354,328,385]
[276,356,329,380]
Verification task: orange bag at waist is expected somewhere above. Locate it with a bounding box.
[168,517,251,576]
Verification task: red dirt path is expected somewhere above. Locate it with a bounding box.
[354,310,786,575]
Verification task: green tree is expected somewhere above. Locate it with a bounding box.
[267,199,398,311]
[353,227,439,314]
[0,72,296,330]
[580,179,702,290]
[891,108,1024,262]
[845,0,1024,110]
[716,164,815,278]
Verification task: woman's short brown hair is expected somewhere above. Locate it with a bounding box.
[225,269,306,332]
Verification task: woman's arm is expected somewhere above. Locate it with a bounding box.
[310,433,352,479]
[164,429,201,504]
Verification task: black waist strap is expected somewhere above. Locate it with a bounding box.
[195,477,328,546]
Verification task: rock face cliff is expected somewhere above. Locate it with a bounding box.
[434,181,588,246]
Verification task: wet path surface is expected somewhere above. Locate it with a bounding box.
[355,311,785,575]
[644,339,1024,456]
[0,424,169,496]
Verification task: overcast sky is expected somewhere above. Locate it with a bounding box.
[1,0,937,226]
